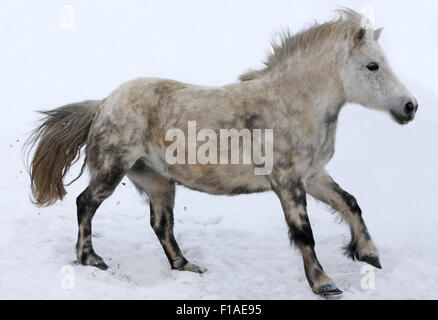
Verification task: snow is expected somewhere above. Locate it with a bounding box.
[1,0,438,299]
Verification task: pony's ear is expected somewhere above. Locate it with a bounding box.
[354,28,366,45]
[374,28,383,41]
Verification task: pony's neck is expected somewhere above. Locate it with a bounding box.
[267,49,346,118]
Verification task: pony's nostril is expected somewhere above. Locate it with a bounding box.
[404,102,415,115]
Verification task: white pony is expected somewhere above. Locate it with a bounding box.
[27,9,417,296]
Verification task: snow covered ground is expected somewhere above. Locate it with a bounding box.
[1,0,437,299]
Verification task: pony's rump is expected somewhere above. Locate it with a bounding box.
[26,100,100,206]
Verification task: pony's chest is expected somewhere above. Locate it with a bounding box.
[275,111,339,175]
[309,117,338,170]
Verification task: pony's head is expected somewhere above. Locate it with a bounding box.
[240,9,418,124]
[339,13,418,124]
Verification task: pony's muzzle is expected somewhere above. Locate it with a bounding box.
[390,98,418,125]
[404,101,418,117]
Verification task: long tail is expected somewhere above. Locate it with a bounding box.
[25,100,101,206]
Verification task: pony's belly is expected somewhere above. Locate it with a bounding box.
[167,164,272,195]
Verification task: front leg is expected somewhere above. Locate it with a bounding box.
[306,171,381,269]
[271,173,342,296]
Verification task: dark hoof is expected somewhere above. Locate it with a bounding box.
[93,261,109,270]
[185,263,207,274]
[173,262,206,274]
[78,252,109,270]
[360,255,382,269]
[315,283,343,296]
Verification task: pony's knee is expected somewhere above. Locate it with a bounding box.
[287,220,315,248]
[332,183,362,214]
[342,192,361,214]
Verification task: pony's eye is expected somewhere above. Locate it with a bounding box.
[367,62,379,71]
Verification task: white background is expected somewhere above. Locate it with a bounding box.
[0,0,437,299]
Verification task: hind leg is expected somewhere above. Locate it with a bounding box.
[128,164,204,273]
[306,171,381,268]
[76,151,132,269]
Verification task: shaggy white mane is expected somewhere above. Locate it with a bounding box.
[239,8,366,81]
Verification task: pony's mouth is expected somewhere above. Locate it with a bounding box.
[390,110,414,125]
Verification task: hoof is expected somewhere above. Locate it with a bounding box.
[78,252,109,270]
[360,254,382,269]
[92,261,109,270]
[315,283,343,296]
[174,262,206,274]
